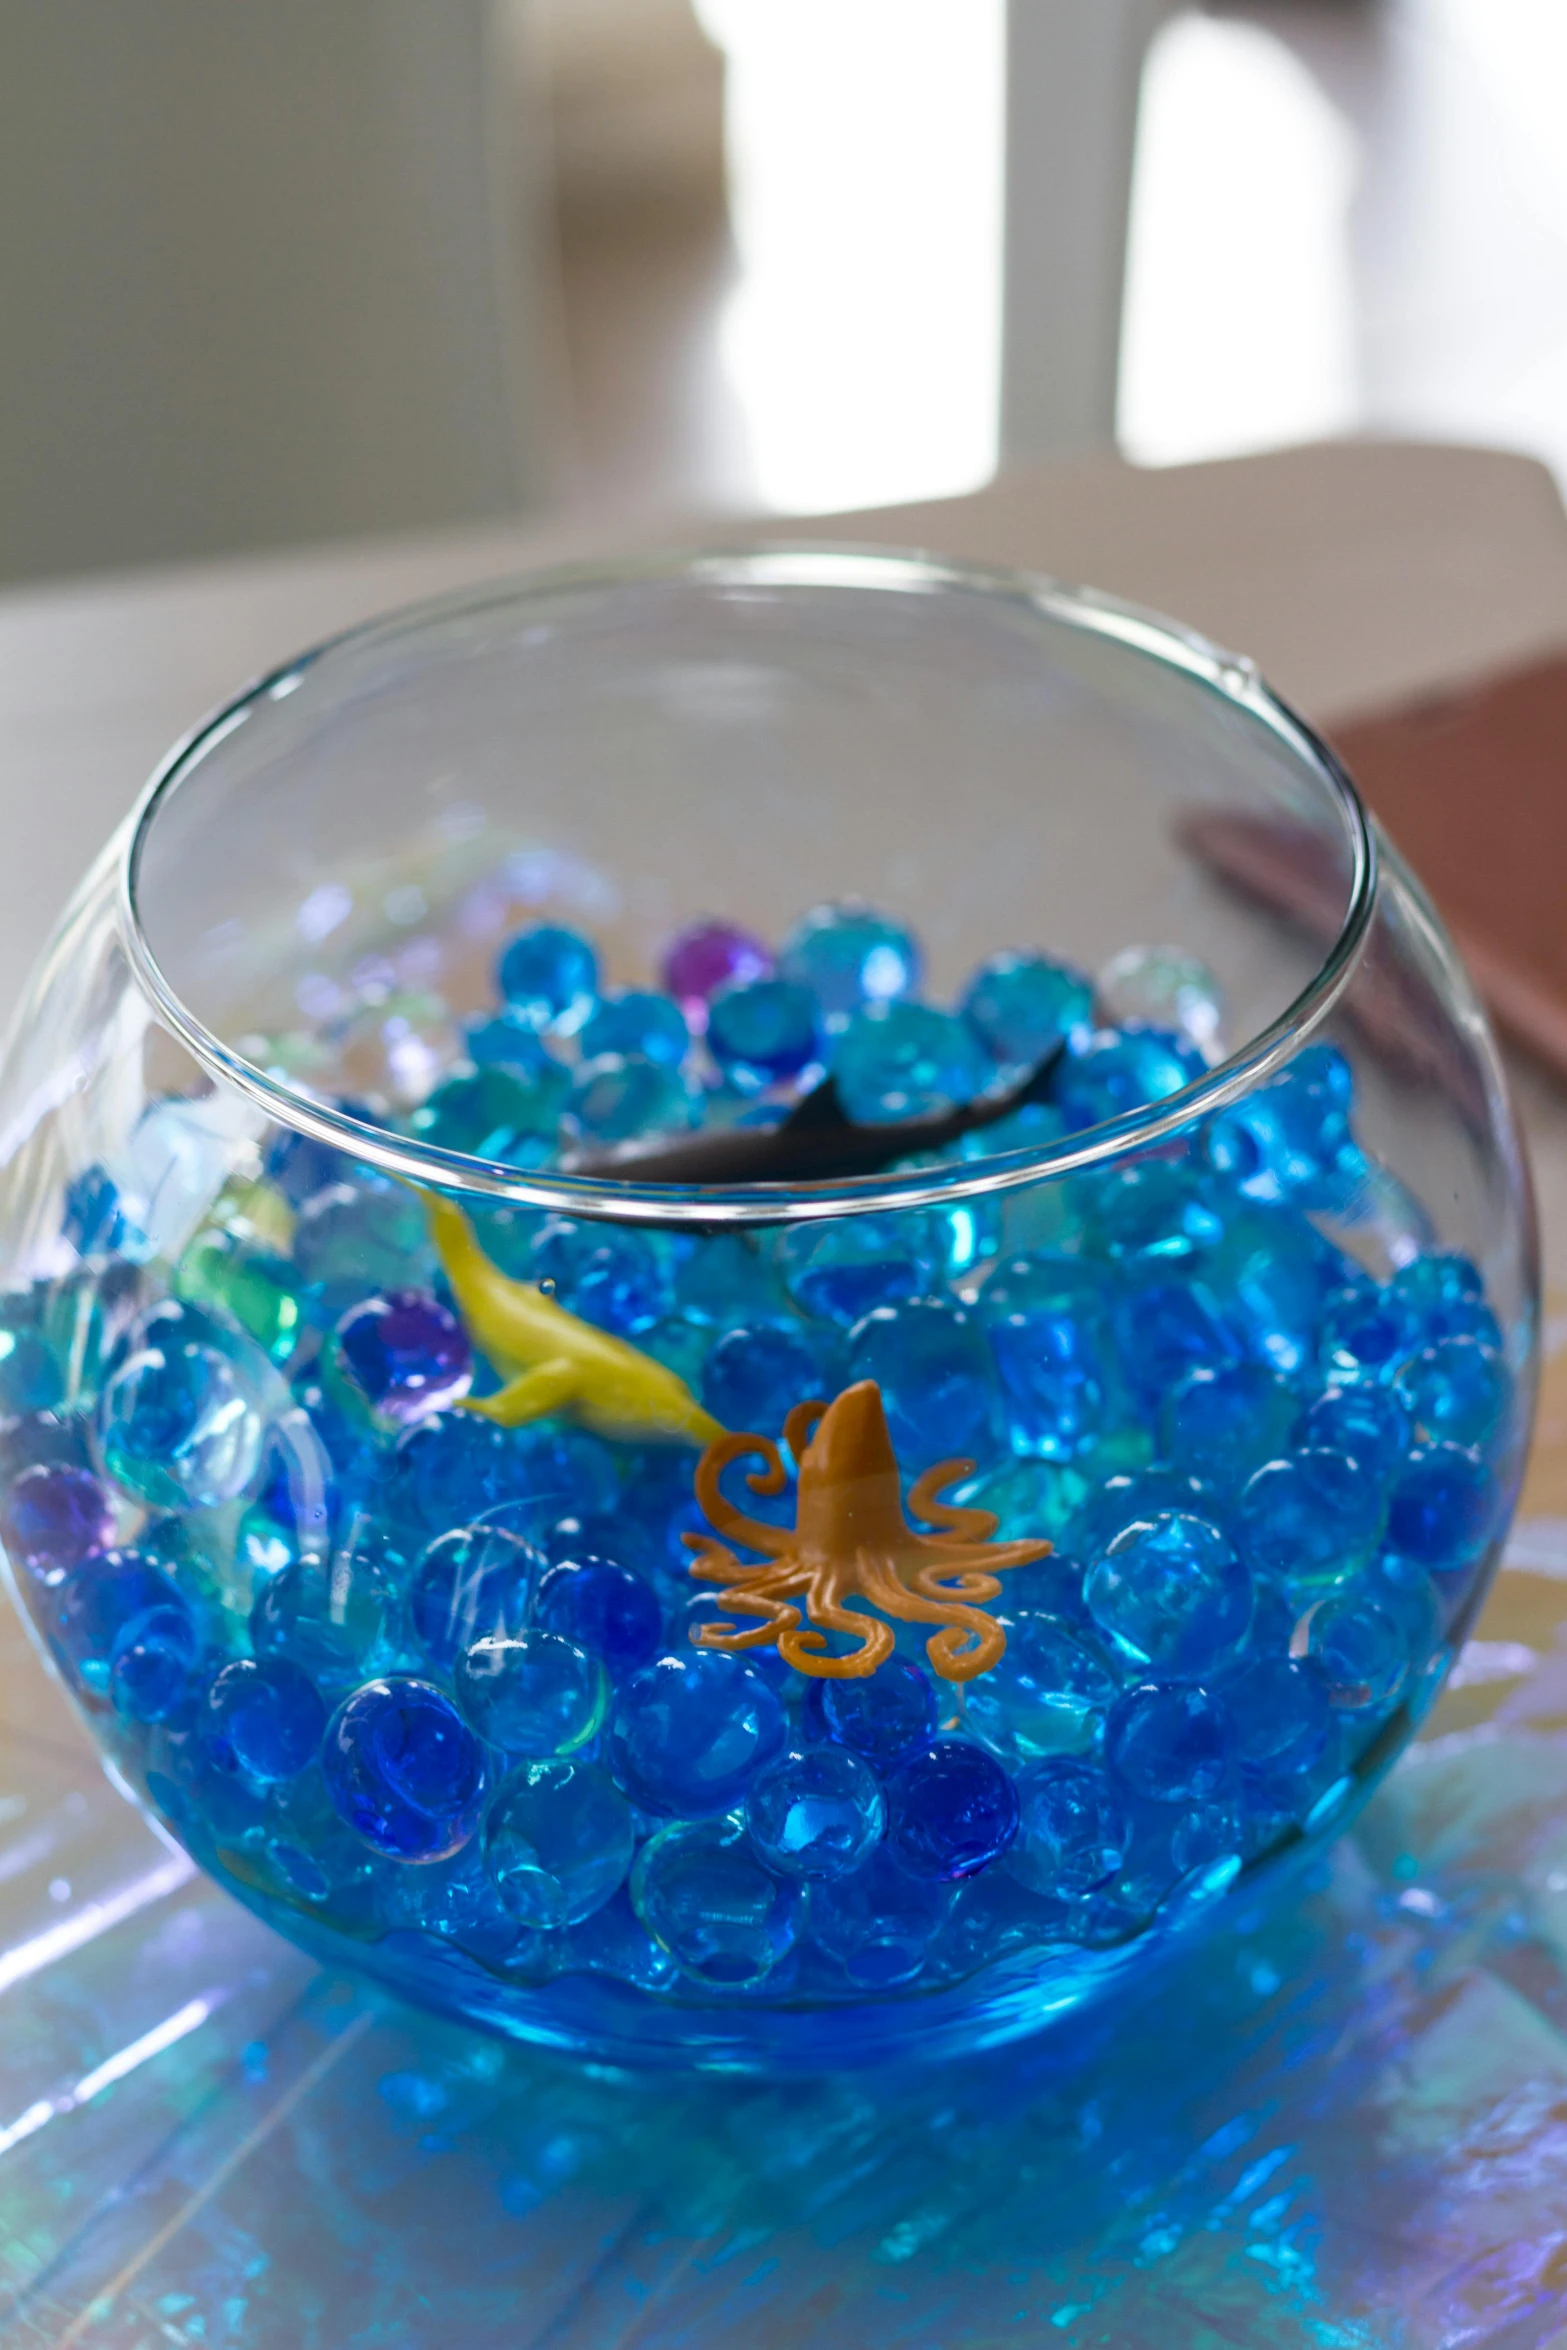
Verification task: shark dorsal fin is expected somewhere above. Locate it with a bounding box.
[779,1074,851,1134]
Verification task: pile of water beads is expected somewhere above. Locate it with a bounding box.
[0,898,1520,2026]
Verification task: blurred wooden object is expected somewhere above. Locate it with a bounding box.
[530,0,726,217]
[1000,0,1169,458]
[0,0,563,585]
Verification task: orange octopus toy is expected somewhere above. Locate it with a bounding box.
[684,1379,1052,1683]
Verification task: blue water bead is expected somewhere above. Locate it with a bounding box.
[496,922,599,1034]
[1105,1681,1234,1804]
[848,1298,996,1464]
[509,1421,620,1526]
[98,1307,265,1511]
[982,1254,1120,1463]
[779,902,921,1022]
[484,1758,634,1927]
[0,1314,63,1417]
[292,1179,429,1300]
[543,1508,663,1584]
[831,1001,992,1124]
[811,1658,940,1768]
[1317,1282,1423,1388]
[563,1053,693,1146]
[1297,1384,1411,1488]
[0,1462,114,1584]
[962,1610,1118,1762]
[330,1289,471,1429]
[393,1410,523,1534]
[1306,1592,1409,1712]
[323,1677,486,1861]
[1160,1363,1296,1496]
[1203,1042,1360,1206]
[674,1231,788,1328]
[1086,1512,1253,1677]
[1066,1467,1216,1560]
[1386,1442,1494,1574]
[528,1216,669,1335]
[535,1556,662,1681]
[1232,1447,1385,1600]
[1394,1336,1508,1451]
[808,1846,953,1986]
[1391,1252,1501,1347]
[204,1656,327,1783]
[885,1739,1019,1881]
[1010,1756,1129,1897]
[579,989,690,1070]
[607,1651,785,1815]
[1055,1027,1205,1134]
[109,1604,198,1723]
[463,1009,562,1079]
[961,951,1093,1067]
[1221,1651,1331,1786]
[408,1522,539,1671]
[250,1549,398,1689]
[1201,1203,1338,1381]
[706,978,821,1090]
[64,1164,128,1254]
[1112,1275,1239,1408]
[744,1745,885,1880]
[701,1321,831,1437]
[632,1815,803,1987]
[1074,1158,1224,1267]
[777,1213,939,1327]
[455,1628,606,1756]
[411,1064,568,1165]
[53,1550,188,1695]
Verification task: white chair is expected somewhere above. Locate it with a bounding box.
[0,0,561,585]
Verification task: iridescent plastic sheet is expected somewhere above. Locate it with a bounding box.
[5,1341,1567,2348]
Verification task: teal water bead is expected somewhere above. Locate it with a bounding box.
[1055,1027,1205,1133]
[1160,1362,1297,1496]
[1074,1158,1224,1267]
[809,1847,953,1987]
[176,1227,303,1366]
[608,1652,786,1815]
[98,1306,265,1511]
[455,1628,606,1756]
[1010,1756,1129,1897]
[579,988,690,1070]
[1391,1252,1501,1347]
[633,1816,803,1987]
[779,902,921,1022]
[961,950,1093,1066]
[706,978,820,1090]
[831,1001,991,1124]
[983,1254,1120,1463]
[1104,1681,1234,1804]
[1086,1512,1252,1677]
[562,1052,692,1145]
[0,1310,62,1417]
[484,1758,634,1927]
[497,922,599,1035]
[1232,1447,1386,1600]
[251,1550,398,1689]
[1393,1335,1508,1450]
[1297,1383,1411,1487]
[463,1009,562,1078]
[292,1180,429,1297]
[1306,1593,1409,1712]
[411,1063,569,1164]
[778,1212,939,1327]
[848,1298,996,1463]
[1202,1202,1337,1381]
[1096,946,1224,1059]
[962,1609,1119,1763]
[744,1746,884,1879]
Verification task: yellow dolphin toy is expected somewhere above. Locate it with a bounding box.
[422,1191,724,1447]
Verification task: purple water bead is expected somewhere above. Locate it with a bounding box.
[331,1290,471,1427]
[0,1462,115,1584]
[660,918,774,1031]
[884,1738,1020,1881]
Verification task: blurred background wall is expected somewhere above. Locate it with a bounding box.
[0,0,1565,587]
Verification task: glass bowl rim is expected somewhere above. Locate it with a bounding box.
[118,544,1378,1230]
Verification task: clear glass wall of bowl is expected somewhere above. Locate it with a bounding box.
[0,555,1537,2069]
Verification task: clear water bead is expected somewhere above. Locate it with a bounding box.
[832,1002,992,1124]
[1296,1383,1410,1487]
[779,903,921,1021]
[496,923,599,1034]
[110,1603,198,1723]
[608,1652,785,1815]
[809,1847,953,1987]
[1305,1594,1409,1712]
[962,1610,1117,1762]
[1086,1512,1253,1678]
[1096,946,1224,1059]
[454,1628,606,1756]
[982,1254,1119,1463]
[1232,1447,1385,1601]
[484,1758,634,1927]
[1010,1756,1129,1896]
[1393,1336,1508,1450]
[631,1815,803,1987]
[407,1523,538,1671]
[815,1658,940,1769]
[1160,1362,1296,1496]
[744,1746,885,1879]
[960,951,1093,1066]
[98,1304,266,1511]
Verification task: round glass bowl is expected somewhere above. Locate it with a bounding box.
[0,550,1538,2071]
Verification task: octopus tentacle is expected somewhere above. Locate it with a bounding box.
[693,1579,803,1651]
[857,1556,1010,1682]
[906,1457,1000,1541]
[691,1433,791,1555]
[779,1594,895,1679]
[783,1397,829,1466]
